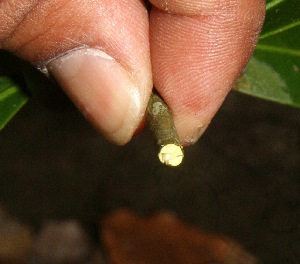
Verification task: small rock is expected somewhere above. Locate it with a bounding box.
[0,205,33,263]
[34,220,93,264]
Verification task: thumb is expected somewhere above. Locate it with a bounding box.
[0,0,152,145]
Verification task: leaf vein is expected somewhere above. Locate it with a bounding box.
[256,44,300,57]
[260,21,300,39]
[266,0,286,10]
[0,86,19,101]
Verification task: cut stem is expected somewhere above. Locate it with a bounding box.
[146,92,184,166]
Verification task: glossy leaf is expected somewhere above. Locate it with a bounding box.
[235,0,300,107]
[0,75,29,130]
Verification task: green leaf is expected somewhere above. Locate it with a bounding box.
[0,75,29,130]
[235,0,300,107]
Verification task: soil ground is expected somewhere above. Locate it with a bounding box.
[0,84,299,263]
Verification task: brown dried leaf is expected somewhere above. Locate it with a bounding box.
[101,209,259,264]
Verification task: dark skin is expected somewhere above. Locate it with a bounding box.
[0,0,265,145]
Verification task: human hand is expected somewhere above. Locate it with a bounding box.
[0,0,265,145]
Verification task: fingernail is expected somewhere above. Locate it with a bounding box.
[47,48,145,145]
[176,116,209,146]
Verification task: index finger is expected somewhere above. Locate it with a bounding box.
[149,0,265,145]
